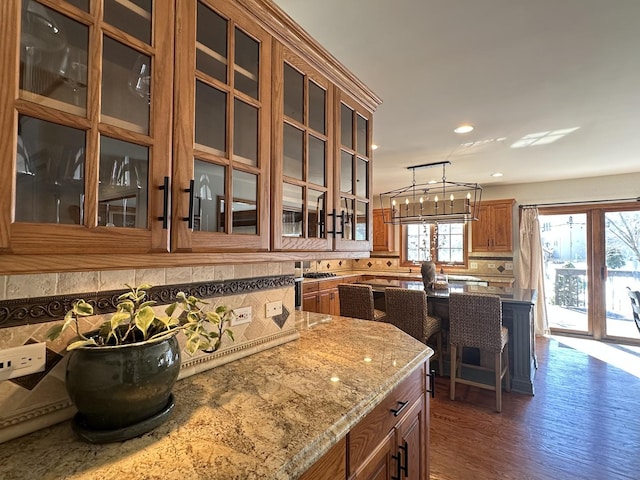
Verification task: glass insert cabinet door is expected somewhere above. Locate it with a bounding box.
[334,90,373,251]
[172,0,270,252]
[2,0,173,255]
[273,45,332,250]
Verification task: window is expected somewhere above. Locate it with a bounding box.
[401,223,467,267]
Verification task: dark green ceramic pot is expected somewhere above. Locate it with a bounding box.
[65,333,181,431]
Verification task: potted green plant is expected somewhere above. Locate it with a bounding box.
[46,284,235,443]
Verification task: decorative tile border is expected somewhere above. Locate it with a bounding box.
[0,275,294,329]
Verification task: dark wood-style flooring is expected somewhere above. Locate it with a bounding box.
[429,335,640,480]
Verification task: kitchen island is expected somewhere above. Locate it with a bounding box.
[0,312,432,480]
[359,278,538,395]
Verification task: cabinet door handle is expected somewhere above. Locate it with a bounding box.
[390,400,409,417]
[399,441,409,476]
[391,452,402,480]
[327,209,345,238]
[426,368,436,398]
[183,179,195,229]
[158,176,169,229]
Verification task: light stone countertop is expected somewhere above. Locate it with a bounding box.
[0,312,432,480]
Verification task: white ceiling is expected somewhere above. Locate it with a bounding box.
[273,0,640,195]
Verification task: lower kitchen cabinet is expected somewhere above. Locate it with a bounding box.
[301,361,429,480]
[348,364,429,480]
[299,437,347,480]
[302,276,362,316]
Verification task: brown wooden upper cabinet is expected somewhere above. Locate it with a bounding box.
[0,0,380,264]
[471,199,515,252]
[372,208,395,252]
[334,90,374,252]
[271,45,333,251]
[172,0,271,253]
[1,0,174,255]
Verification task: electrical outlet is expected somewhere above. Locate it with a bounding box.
[470,262,478,269]
[266,300,283,318]
[231,306,252,326]
[0,343,46,381]
[505,262,514,271]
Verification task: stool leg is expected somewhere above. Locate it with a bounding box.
[504,343,511,392]
[450,344,457,401]
[437,330,444,377]
[494,351,502,413]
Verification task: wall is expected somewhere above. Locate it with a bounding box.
[481,171,640,283]
[481,172,640,204]
[0,262,296,443]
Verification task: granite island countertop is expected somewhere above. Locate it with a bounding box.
[0,312,432,480]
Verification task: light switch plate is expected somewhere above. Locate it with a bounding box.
[266,301,283,318]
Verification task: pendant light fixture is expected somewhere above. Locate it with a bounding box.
[379,161,482,224]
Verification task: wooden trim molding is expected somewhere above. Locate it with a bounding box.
[0,274,294,329]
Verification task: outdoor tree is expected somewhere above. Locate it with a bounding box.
[606,212,640,266]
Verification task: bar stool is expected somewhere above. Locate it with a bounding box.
[449,292,510,412]
[338,284,387,321]
[384,287,443,376]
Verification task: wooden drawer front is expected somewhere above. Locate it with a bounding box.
[348,365,424,473]
[302,281,319,294]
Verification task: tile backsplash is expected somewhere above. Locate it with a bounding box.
[0,263,296,443]
[305,255,514,278]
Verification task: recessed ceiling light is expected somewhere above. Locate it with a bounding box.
[491,172,503,177]
[371,144,379,150]
[454,124,474,134]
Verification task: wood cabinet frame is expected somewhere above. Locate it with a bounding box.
[0,0,382,273]
[271,43,334,251]
[333,89,374,252]
[0,0,174,256]
[172,0,271,253]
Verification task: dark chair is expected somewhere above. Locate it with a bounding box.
[338,284,387,321]
[627,288,640,334]
[384,287,443,376]
[449,292,510,412]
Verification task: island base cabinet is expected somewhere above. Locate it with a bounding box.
[347,364,428,480]
[300,362,430,479]
[351,430,396,480]
[299,437,346,480]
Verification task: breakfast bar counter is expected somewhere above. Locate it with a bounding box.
[0,312,432,480]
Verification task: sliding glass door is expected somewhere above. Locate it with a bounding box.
[540,212,589,333]
[539,203,640,344]
[604,210,640,341]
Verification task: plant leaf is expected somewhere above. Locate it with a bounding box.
[110,311,130,330]
[67,338,98,350]
[73,300,94,316]
[134,305,156,339]
[165,302,178,316]
[45,324,64,341]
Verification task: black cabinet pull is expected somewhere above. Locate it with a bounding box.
[391,452,402,480]
[390,400,409,417]
[427,368,436,398]
[183,179,195,229]
[327,209,345,238]
[399,441,409,476]
[158,176,169,229]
